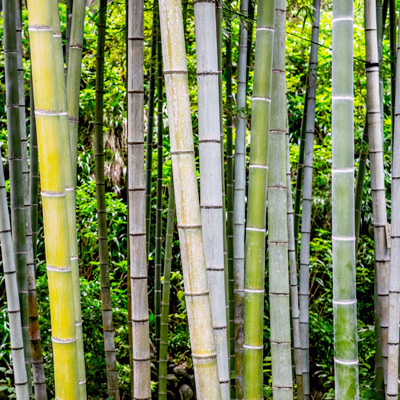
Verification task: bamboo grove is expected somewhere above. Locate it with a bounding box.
[1,0,400,398]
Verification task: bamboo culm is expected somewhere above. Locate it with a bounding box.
[243,0,275,397]
[332,0,359,396]
[158,0,222,395]
[158,177,175,400]
[233,0,250,396]
[364,0,390,383]
[28,1,80,397]
[93,0,120,397]
[298,1,320,397]
[194,2,230,398]
[4,0,32,392]
[127,0,152,397]
[387,15,400,398]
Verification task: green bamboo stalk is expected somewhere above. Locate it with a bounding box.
[286,133,303,399]
[194,2,230,398]
[145,4,157,256]
[66,0,72,68]
[243,0,275,397]
[93,0,120,397]
[332,0,359,396]
[364,0,390,382]
[154,2,163,357]
[158,176,175,400]
[27,1,80,397]
[267,1,293,398]
[233,0,250,397]
[4,0,32,392]
[158,0,222,395]
[386,19,400,398]
[355,125,368,247]
[246,0,255,89]
[65,1,87,395]
[127,0,151,397]
[389,0,396,138]
[0,146,29,400]
[298,2,320,397]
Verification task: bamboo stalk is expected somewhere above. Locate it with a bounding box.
[243,0,275,397]
[194,2,230,398]
[298,1,320,397]
[27,1,80,397]
[158,176,175,400]
[267,0,293,398]
[364,0,390,383]
[93,0,120,397]
[233,0,250,397]
[389,0,396,138]
[158,0,222,395]
[332,0,359,396]
[386,16,400,400]
[286,133,303,399]
[0,147,29,400]
[4,0,32,393]
[127,0,151,397]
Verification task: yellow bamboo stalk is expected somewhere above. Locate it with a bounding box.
[27,2,79,399]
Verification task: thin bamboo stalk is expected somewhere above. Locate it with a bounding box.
[387,19,400,398]
[93,0,120,397]
[233,0,250,397]
[267,0,293,398]
[332,0,359,396]
[127,0,151,397]
[27,1,80,398]
[298,2,320,397]
[154,2,163,358]
[194,2,230,398]
[158,0,222,395]
[158,177,175,400]
[246,0,255,89]
[286,133,303,399]
[65,1,87,395]
[145,4,157,256]
[243,0,275,397]
[364,0,390,383]
[0,148,29,400]
[4,0,32,392]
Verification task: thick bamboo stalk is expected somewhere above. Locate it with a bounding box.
[194,3,230,398]
[233,0,250,397]
[386,18,400,400]
[93,0,120,397]
[66,0,72,68]
[267,1,293,398]
[158,0,222,396]
[65,1,87,395]
[154,3,163,357]
[364,0,390,383]
[158,177,175,400]
[4,0,32,392]
[0,149,29,400]
[332,0,359,396]
[298,2,320,397]
[127,0,151,397]
[246,0,255,89]
[145,4,157,256]
[286,133,303,399]
[27,2,80,398]
[243,0,275,397]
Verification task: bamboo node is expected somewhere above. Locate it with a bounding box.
[51,336,77,344]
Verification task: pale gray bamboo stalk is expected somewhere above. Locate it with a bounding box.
[332,0,359,396]
[386,16,400,400]
[267,1,293,398]
[298,1,320,397]
[0,149,29,400]
[233,0,249,397]
[287,133,303,399]
[158,0,222,396]
[194,3,230,398]
[364,0,390,382]
[127,0,151,398]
